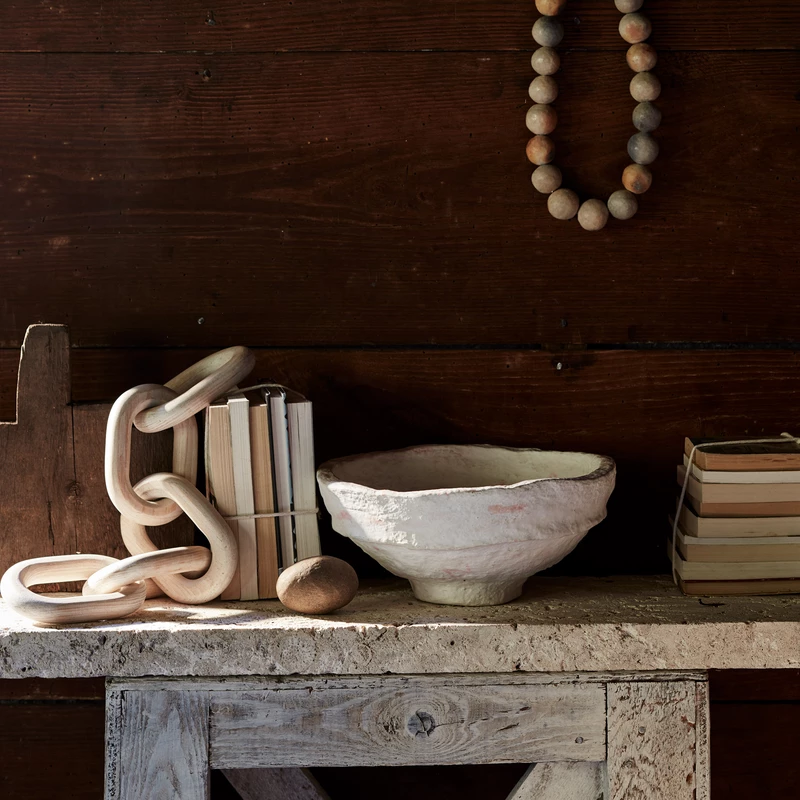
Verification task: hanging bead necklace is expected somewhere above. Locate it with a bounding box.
[526,0,661,230]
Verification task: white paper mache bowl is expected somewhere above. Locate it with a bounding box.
[317,444,616,606]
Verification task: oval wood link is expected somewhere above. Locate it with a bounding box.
[82,546,212,597]
[105,384,199,526]
[0,554,146,626]
[120,472,238,604]
[134,346,255,434]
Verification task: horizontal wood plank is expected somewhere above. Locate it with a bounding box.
[0,52,797,346]
[0,677,104,700]
[2,0,797,52]
[209,681,606,767]
[1,345,795,574]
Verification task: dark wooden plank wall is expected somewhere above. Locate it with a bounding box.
[0,1,798,797]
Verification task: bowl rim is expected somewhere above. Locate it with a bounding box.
[317,444,616,498]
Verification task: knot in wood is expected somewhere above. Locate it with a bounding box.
[408,710,436,738]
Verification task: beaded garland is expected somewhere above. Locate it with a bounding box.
[527,0,661,230]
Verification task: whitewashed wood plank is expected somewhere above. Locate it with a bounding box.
[506,762,607,800]
[695,681,711,800]
[116,690,210,800]
[607,681,705,800]
[209,683,605,768]
[105,685,124,800]
[223,768,330,800]
[107,670,708,694]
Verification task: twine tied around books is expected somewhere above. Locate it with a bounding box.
[670,432,800,585]
[203,382,319,523]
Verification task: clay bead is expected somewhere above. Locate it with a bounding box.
[532,16,564,47]
[525,104,558,135]
[632,101,662,132]
[535,0,567,15]
[526,135,555,165]
[531,47,561,76]
[607,189,639,220]
[626,43,658,72]
[630,71,661,102]
[547,188,579,220]
[627,132,659,165]
[276,556,359,615]
[615,0,643,11]
[577,199,609,231]
[619,12,652,44]
[531,164,562,193]
[529,75,559,104]
[622,163,653,194]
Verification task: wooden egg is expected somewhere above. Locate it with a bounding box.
[526,135,555,165]
[531,164,562,193]
[626,43,658,72]
[532,16,564,47]
[577,199,609,231]
[276,556,359,615]
[535,0,567,15]
[525,104,558,135]
[615,0,643,11]
[531,47,561,76]
[632,101,662,132]
[630,71,661,102]
[627,132,659,165]
[547,188,579,220]
[619,12,652,44]
[529,75,559,104]
[622,163,653,194]
[607,189,639,220]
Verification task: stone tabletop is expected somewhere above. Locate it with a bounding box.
[1,576,799,678]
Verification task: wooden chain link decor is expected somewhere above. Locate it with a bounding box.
[0,346,255,625]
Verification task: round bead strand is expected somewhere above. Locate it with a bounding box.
[527,0,660,228]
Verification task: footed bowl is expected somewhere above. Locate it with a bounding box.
[317,444,615,606]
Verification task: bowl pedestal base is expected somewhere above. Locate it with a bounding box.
[409,577,525,606]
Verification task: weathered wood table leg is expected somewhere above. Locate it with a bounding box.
[606,678,710,800]
[106,685,211,800]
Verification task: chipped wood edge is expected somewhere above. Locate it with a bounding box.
[108,670,708,693]
[695,680,711,800]
[105,683,124,800]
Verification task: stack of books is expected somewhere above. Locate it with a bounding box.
[206,386,320,600]
[671,436,800,596]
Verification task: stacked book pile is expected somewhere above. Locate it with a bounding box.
[206,386,320,600]
[671,436,800,596]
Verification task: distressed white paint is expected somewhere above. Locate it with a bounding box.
[209,679,605,767]
[318,445,615,604]
[507,762,607,800]
[607,681,709,800]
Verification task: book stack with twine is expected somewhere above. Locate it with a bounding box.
[671,433,800,596]
[206,384,320,600]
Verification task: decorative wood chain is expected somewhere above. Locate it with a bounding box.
[527,0,660,229]
[0,346,255,625]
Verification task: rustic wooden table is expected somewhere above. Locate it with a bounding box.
[2,576,799,800]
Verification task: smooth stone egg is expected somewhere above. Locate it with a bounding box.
[531,47,561,76]
[532,16,564,47]
[607,189,639,220]
[619,12,652,44]
[276,556,359,614]
[632,101,662,132]
[531,164,563,193]
[627,132,659,165]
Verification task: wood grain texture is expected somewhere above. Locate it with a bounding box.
[0,325,77,578]
[209,681,606,767]
[223,768,330,800]
[13,345,800,575]
[112,690,210,800]
[1,0,797,52]
[607,681,707,800]
[0,51,797,347]
[507,762,606,800]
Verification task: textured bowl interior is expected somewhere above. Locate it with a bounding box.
[327,445,606,492]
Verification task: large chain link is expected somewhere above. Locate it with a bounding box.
[1,346,254,626]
